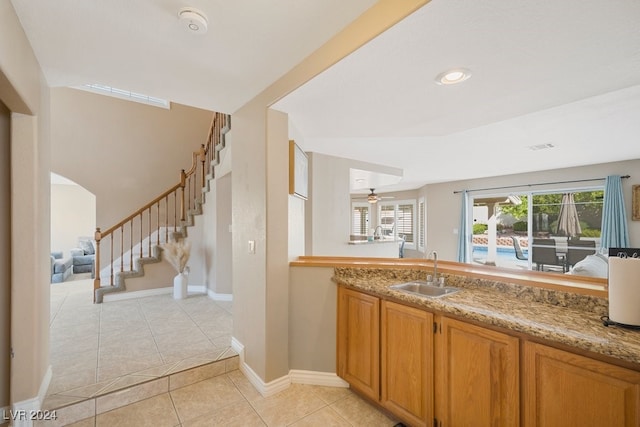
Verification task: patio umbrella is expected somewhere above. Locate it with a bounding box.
[556,193,582,238]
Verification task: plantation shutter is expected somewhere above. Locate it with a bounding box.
[352,205,369,235]
[397,204,414,243]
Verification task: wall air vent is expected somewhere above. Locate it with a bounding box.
[527,143,555,151]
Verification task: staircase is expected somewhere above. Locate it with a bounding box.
[93,112,231,303]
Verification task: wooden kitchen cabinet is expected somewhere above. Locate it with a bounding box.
[437,316,520,426]
[337,287,380,401]
[381,300,434,426]
[523,341,640,427]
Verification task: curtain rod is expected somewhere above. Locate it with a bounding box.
[453,175,630,194]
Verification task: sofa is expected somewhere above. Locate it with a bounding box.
[70,237,96,278]
[51,251,73,283]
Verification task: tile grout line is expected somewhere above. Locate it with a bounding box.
[46,281,234,416]
[182,297,222,351]
[138,297,163,363]
[92,293,103,419]
[227,372,270,427]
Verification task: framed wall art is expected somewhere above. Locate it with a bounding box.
[633,184,640,221]
[289,140,308,200]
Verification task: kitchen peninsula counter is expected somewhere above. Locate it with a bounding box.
[291,256,640,368]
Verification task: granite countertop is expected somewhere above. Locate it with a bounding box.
[334,267,640,367]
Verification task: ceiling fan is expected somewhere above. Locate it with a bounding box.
[354,188,395,204]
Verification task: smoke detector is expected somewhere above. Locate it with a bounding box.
[178,7,208,34]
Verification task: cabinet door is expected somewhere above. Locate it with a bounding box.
[337,287,380,401]
[381,300,434,426]
[438,317,519,427]
[523,341,640,427]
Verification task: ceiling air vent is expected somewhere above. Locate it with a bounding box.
[527,143,555,151]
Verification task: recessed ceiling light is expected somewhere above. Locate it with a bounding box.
[435,68,471,85]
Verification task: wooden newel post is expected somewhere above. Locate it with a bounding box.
[180,169,186,221]
[93,227,102,303]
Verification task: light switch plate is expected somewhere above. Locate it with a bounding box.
[248,240,256,254]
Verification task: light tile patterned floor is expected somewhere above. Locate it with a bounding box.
[47,278,398,426]
[47,277,234,408]
[66,375,398,427]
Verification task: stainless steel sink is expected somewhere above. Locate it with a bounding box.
[390,281,460,298]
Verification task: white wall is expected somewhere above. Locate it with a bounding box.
[50,181,96,256]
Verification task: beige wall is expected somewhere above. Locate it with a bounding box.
[231,0,429,383]
[50,182,96,256]
[1,1,52,407]
[50,87,213,230]
[213,173,232,294]
[0,2,41,115]
[308,152,403,257]
[424,159,640,261]
[289,267,337,372]
[0,100,10,411]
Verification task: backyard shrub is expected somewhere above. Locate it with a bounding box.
[473,223,488,234]
[513,221,528,232]
[581,228,601,237]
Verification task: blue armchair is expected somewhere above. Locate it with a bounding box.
[51,251,73,283]
[70,237,95,277]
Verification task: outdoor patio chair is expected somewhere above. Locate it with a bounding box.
[532,238,565,272]
[566,239,596,269]
[510,237,528,260]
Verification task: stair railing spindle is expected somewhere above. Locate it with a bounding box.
[148,207,152,255]
[130,221,133,270]
[110,235,114,286]
[120,226,124,272]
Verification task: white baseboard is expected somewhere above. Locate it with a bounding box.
[207,289,233,301]
[233,337,287,397]
[9,365,52,426]
[231,337,347,398]
[38,365,52,406]
[240,360,291,398]
[9,398,38,427]
[289,370,349,388]
[231,336,244,356]
[102,285,208,302]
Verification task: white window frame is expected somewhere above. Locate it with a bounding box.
[378,199,417,250]
[418,197,426,252]
[351,202,370,237]
[467,185,604,271]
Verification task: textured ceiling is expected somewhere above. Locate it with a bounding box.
[274,0,640,191]
[10,0,640,192]
[10,0,377,113]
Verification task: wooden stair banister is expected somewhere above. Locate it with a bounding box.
[93,112,230,302]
